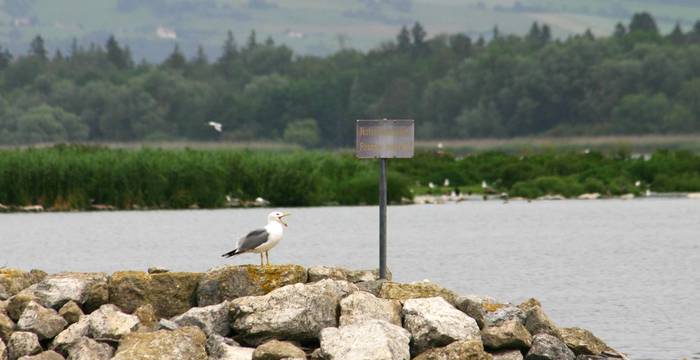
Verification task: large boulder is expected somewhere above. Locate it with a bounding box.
[319,320,410,360]
[0,313,14,343]
[412,339,493,360]
[378,281,458,306]
[57,303,82,326]
[108,271,202,318]
[50,319,88,354]
[17,302,67,340]
[7,332,42,360]
[170,302,230,336]
[402,297,480,354]
[6,295,38,322]
[16,351,64,360]
[339,291,401,326]
[484,305,526,328]
[64,337,112,360]
[307,266,388,283]
[456,295,500,329]
[16,273,107,312]
[0,338,6,360]
[86,305,139,342]
[559,328,608,356]
[525,334,574,360]
[230,279,357,345]
[491,349,524,360]
[523,306,560,339]
[112,326,207,360]
[481,320,532,351]
[252,340,305,360]
[207,334,255,360]
[197,265,307,306]
[0,270,46,301]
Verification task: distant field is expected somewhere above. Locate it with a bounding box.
[2,0,698,60]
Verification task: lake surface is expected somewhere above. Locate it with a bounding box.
[1,200,699,360]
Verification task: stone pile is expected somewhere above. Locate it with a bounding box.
[0,265,627,360]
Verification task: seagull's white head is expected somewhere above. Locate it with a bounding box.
[267,211,290,227]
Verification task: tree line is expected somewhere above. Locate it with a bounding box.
[1,12,700,146]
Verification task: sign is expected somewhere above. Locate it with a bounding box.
[356,119,414,159]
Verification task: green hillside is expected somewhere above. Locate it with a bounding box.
[1,0,699,60]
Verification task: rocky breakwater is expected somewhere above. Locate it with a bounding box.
[0,265,627,360]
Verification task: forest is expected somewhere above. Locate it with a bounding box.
[1,12,700,146]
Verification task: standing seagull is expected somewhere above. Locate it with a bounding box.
[222,211,290,266]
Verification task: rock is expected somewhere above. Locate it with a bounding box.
[252,340,305,360]
[559,328,607,356]
[577,193,600,200]
[230,279,357,345]
[484,305,526,327]
[147,267,169,274]
[108,271,202,318]
[575,356,606,360]
[17,351,62,360]
[412,339,493,360]
[309,348,322,360]
[481,320,532,351]
[16,273,108,312]
[0,339,6,360]
[525,334,574,360]
[0,312,14,343]
[17,351,64,360]
[133,304,157,330]
[6,295,38,322]
[156,319,179,331]
[50,318,88,353]
[307,266,348,282]
[347,269,389,282]
[17,302,67,340]
[64,337,112,360]
[197,265,306,307]
[57,302,82,325]
[378,281,458,306]
[0,270,47,302]
[207,334,255,360]
[402,297,480,354]
[86,304,139,341]
[491,349,524,360]
[355,280,387,296]
[339,291,401,326]
[0,300,6,314]
[7,332,42,360]
[171,302,229,336]
[112,326,207,360]
[456,295,499,329]
[523,306,560,338]
[319,320,410,360]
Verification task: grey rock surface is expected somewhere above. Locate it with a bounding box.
[525,334,575,360]
[17,302,67,340]
[339,291,401,326]
[402,297,480,354]
[171,302,230,336]
[319,320,410,360]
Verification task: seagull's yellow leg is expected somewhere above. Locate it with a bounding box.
[266,251,270,266]
[260,253,264,267]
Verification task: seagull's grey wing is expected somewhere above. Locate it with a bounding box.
[236,229,269,252]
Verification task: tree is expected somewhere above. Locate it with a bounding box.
[411,22,427,49]
[668,23,685,45]
[0,47,12,69]
[246,30,258,50]
[106,35,129,69]
[629,12,658,34]
[397,26,411,51]
[613,22,627,38]
[163,44,186,70]
[283,118,320,147]
[29,35,47,60]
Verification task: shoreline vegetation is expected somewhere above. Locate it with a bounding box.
[1,145,699,212]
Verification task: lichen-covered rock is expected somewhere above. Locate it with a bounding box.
[50,318,88,353]
[7,332,42,360]
[108,271,202,318]
[171,302,229,336]
[230,279,357,345]
[17,350,64,360]
[339,291,401,326]
[484,305,526,327]
[402,297,480,354]
[491,349,524,360]
[198,265,307,306]
[252,340,305,360]
[412,339,493,360]
[482,320,532,351]
[0,312,14,343]
[307,266,348,282]
[319,320,410,360]
[64,337,113,360]
[133,304,157,330]
[16,273,107,312]
[207,334,255,360]
[523,306,560,339]
[525,334,574,360]
[86,304,139,341]
[57,302,82,326]
[0,270,46,301]
[456,295,499,329]
[559,328,608,356]
[0,338,7,360]
[7,295,39,322]
[355,280,387,296]
[17,302,67,340]
[379,281,458,306]
[112,326,207,360]
[517,299,541,313]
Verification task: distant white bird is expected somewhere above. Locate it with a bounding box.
[482,180,488,189]
[222,211,290,266]
[443,179,450,187]
[208,121,223,132]
[583,148,591,154]
[635,180,641,187]
[428,182,435,189]
[437,142,444,149]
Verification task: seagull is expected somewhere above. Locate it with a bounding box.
[221,211,290,266]
[208,121,223,132]
[443,178,450,187]
[635,180,641,187]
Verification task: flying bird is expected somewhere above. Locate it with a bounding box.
[222,211,290,266]
[208,121,223,132]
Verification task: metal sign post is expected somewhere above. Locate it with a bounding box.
[356,119,414,279]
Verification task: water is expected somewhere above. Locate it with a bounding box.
[1,200,699,360]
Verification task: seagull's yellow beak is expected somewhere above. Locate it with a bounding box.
[279,212,290,227]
